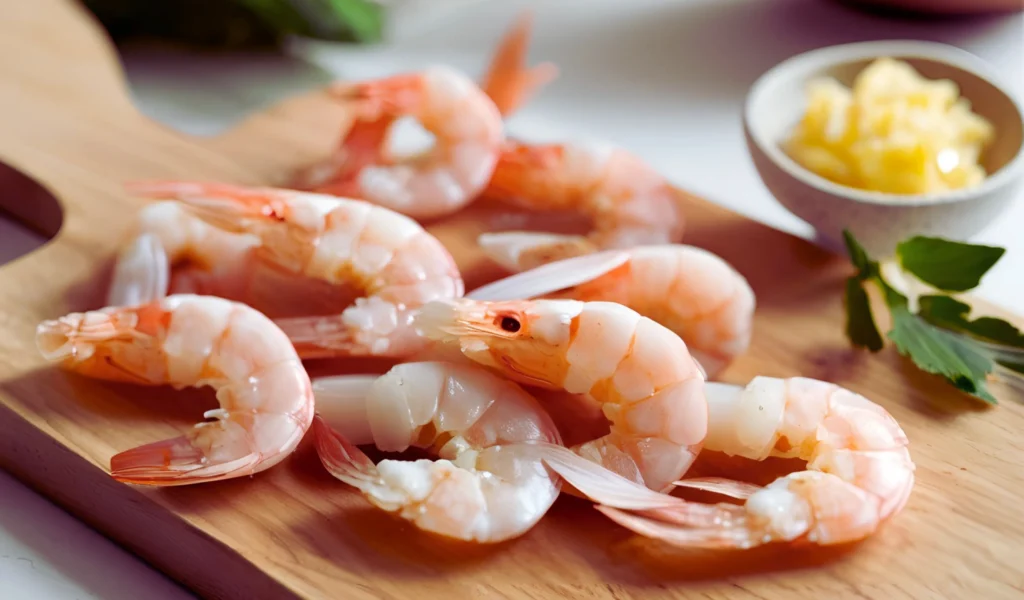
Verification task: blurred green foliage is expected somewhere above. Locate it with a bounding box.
[82,0,385,49]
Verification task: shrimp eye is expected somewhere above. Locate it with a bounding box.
[499,316,522,333]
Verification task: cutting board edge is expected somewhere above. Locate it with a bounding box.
[0,400,302,600]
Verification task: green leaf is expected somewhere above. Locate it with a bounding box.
[842,229,877,280]
[844,277,884,351]
[896,236,1005,292]
[887,305,997,403]
[917,295,1024,349]
[322,0,385,43]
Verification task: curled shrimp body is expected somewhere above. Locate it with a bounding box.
[311,361,562,543]
[107,200,261,307]
[472,241,756,379]
[126,181,464,359]
[552,376,915,549]
[35,294,314,486]
[413,297,708,493]
[481,140,688,256]
[293,65,505,221]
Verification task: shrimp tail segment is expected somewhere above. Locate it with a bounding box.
[313,415,380,490]
[532,443,685,510]
[328,73,426,121]
[596,505,760,549]
[480,10,559,117]
[533,446,780,549]
[107,233,170,307]
[110,432,262,487]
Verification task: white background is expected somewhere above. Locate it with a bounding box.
[1,1,1021,597]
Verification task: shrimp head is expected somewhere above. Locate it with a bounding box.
[414,297,708,492]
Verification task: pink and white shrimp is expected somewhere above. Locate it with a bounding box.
[291,11,556,221]
[312,361,563,542]
[412,295,708,493]
[544,376,915,549]
[119,181,464,359]
[35,294,314,486]
[480,140,688,256]
[292,65,505,221]
[471,241,756,378]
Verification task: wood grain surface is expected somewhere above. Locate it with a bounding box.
[1,1,1022,599]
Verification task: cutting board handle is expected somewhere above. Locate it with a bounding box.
[0,0,356,314]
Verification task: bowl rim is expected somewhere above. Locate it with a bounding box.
[744,39,1024,207]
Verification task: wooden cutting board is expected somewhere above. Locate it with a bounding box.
[1,1,1022,599]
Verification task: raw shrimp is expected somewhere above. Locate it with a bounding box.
[292,11,554,220]
[543,376,915,549]
[413,296,708,492]
[311,361,563,542]
[292,65,505,221]
[124,181,464,359]
[471,240,756,378]
[480,139,688,256]
[107,200,260,307]
[34,294,314,486]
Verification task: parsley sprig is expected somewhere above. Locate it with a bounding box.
[842,230,1024,404]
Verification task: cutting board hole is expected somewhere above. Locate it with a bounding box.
[0,161,63,266]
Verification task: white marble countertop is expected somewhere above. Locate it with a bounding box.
[1,1,1021,597]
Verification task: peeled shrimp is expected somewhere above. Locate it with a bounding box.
[292,65,505,221]
[480,140,688,255]
[413,296,707,493]
[35,294,314,486]
[546,376,915,548]
[311,361,563,542]
[123,181,464,359]
[107,200,260,307]
[471,241,756,378]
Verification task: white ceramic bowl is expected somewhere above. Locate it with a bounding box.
[743,40,1024,257]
